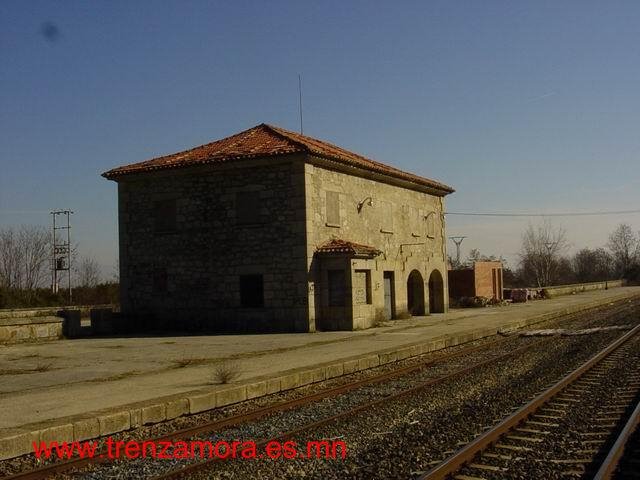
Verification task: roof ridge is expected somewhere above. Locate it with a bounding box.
[260,124,313,153]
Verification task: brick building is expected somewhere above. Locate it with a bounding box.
[448,261,504,301]
[103,124,454,332]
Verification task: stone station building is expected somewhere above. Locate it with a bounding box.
[103,124,454,332]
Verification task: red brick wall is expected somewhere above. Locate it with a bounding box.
[473,261,503,300]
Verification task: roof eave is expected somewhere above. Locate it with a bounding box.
[307,154,454,196]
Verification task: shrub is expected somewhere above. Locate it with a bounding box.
[212,360,242,384]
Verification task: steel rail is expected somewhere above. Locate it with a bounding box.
[593,399,640,480]
[6,299,635,480]
[149,338,548,479]
[419,322,640,480]
[1,334,516,480]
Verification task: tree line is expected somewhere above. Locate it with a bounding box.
[0,225,118,308]
[451,222,640,288]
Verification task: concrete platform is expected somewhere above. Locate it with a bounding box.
[1,286,639,459]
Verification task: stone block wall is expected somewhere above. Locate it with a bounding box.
[304,159,449,329]
[117,156,310,332]
[0,315,62,344]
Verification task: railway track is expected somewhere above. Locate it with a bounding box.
[419,323,640,480]
[146,338,546,479]
[2,298,638,480]
[1,334,529,480]
[593,398,640,480]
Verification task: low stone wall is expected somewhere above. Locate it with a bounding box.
[0,305,117,344]
[542,280,623,298]
[0,315,62,344]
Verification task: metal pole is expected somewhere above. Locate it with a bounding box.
[448,236,467,266]
[67,211,72,304]
[51,212,56,293]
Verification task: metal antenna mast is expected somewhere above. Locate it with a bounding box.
[51,210,73,303]
[298,74,304,134]
[448,236,467,266]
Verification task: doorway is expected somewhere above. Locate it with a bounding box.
[407,269,425,315]
[383,271,395,320]
[428,269,445,313]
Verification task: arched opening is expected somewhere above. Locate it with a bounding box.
[428,269,445,314]
[406,270,425,316]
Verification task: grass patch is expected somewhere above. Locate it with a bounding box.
[33,362,53,372]
[86,371,141,382]
[172,357,208,368]
[0,362,57,375]
[212,360,242,384]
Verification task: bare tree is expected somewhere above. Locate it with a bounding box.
[0,228,22,288]
[573,247,612,283]
[465,248,504,266]
[111,257,119,283]
[519,221,569,287]
[19,225,50,290]
[76,256,101,287]
[0,225,50,290]
[607,223,639,278]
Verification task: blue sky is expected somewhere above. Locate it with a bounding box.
[1,0,639,274]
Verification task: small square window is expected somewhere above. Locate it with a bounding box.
[240,274,264,307]
[154,199,177,233]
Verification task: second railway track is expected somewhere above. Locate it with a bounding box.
[421,323,640,480]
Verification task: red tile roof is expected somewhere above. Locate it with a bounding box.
[102,123,454,194]
[316,239,382,257]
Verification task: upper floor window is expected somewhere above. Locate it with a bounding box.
[380,201,394,233]
[326,191,341,227]
[426,212,436,238]
[154,199,177,233]
[236,191,262,225]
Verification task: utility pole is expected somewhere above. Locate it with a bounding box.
[449,236,467,266]
[51,210,73,303]
[544,241,557,287]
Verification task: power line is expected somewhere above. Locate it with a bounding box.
[445,209,640,217]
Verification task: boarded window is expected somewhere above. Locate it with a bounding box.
[380,201,394,233]
[353,270,372,305]
[326,191,340,226]
[240,274,264,307]
[327,269,346,306]
[410,207,421,237]
[152,267,168,293]
[236,191,262,225]
[426,213,436,238]
[154,199,177,233]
